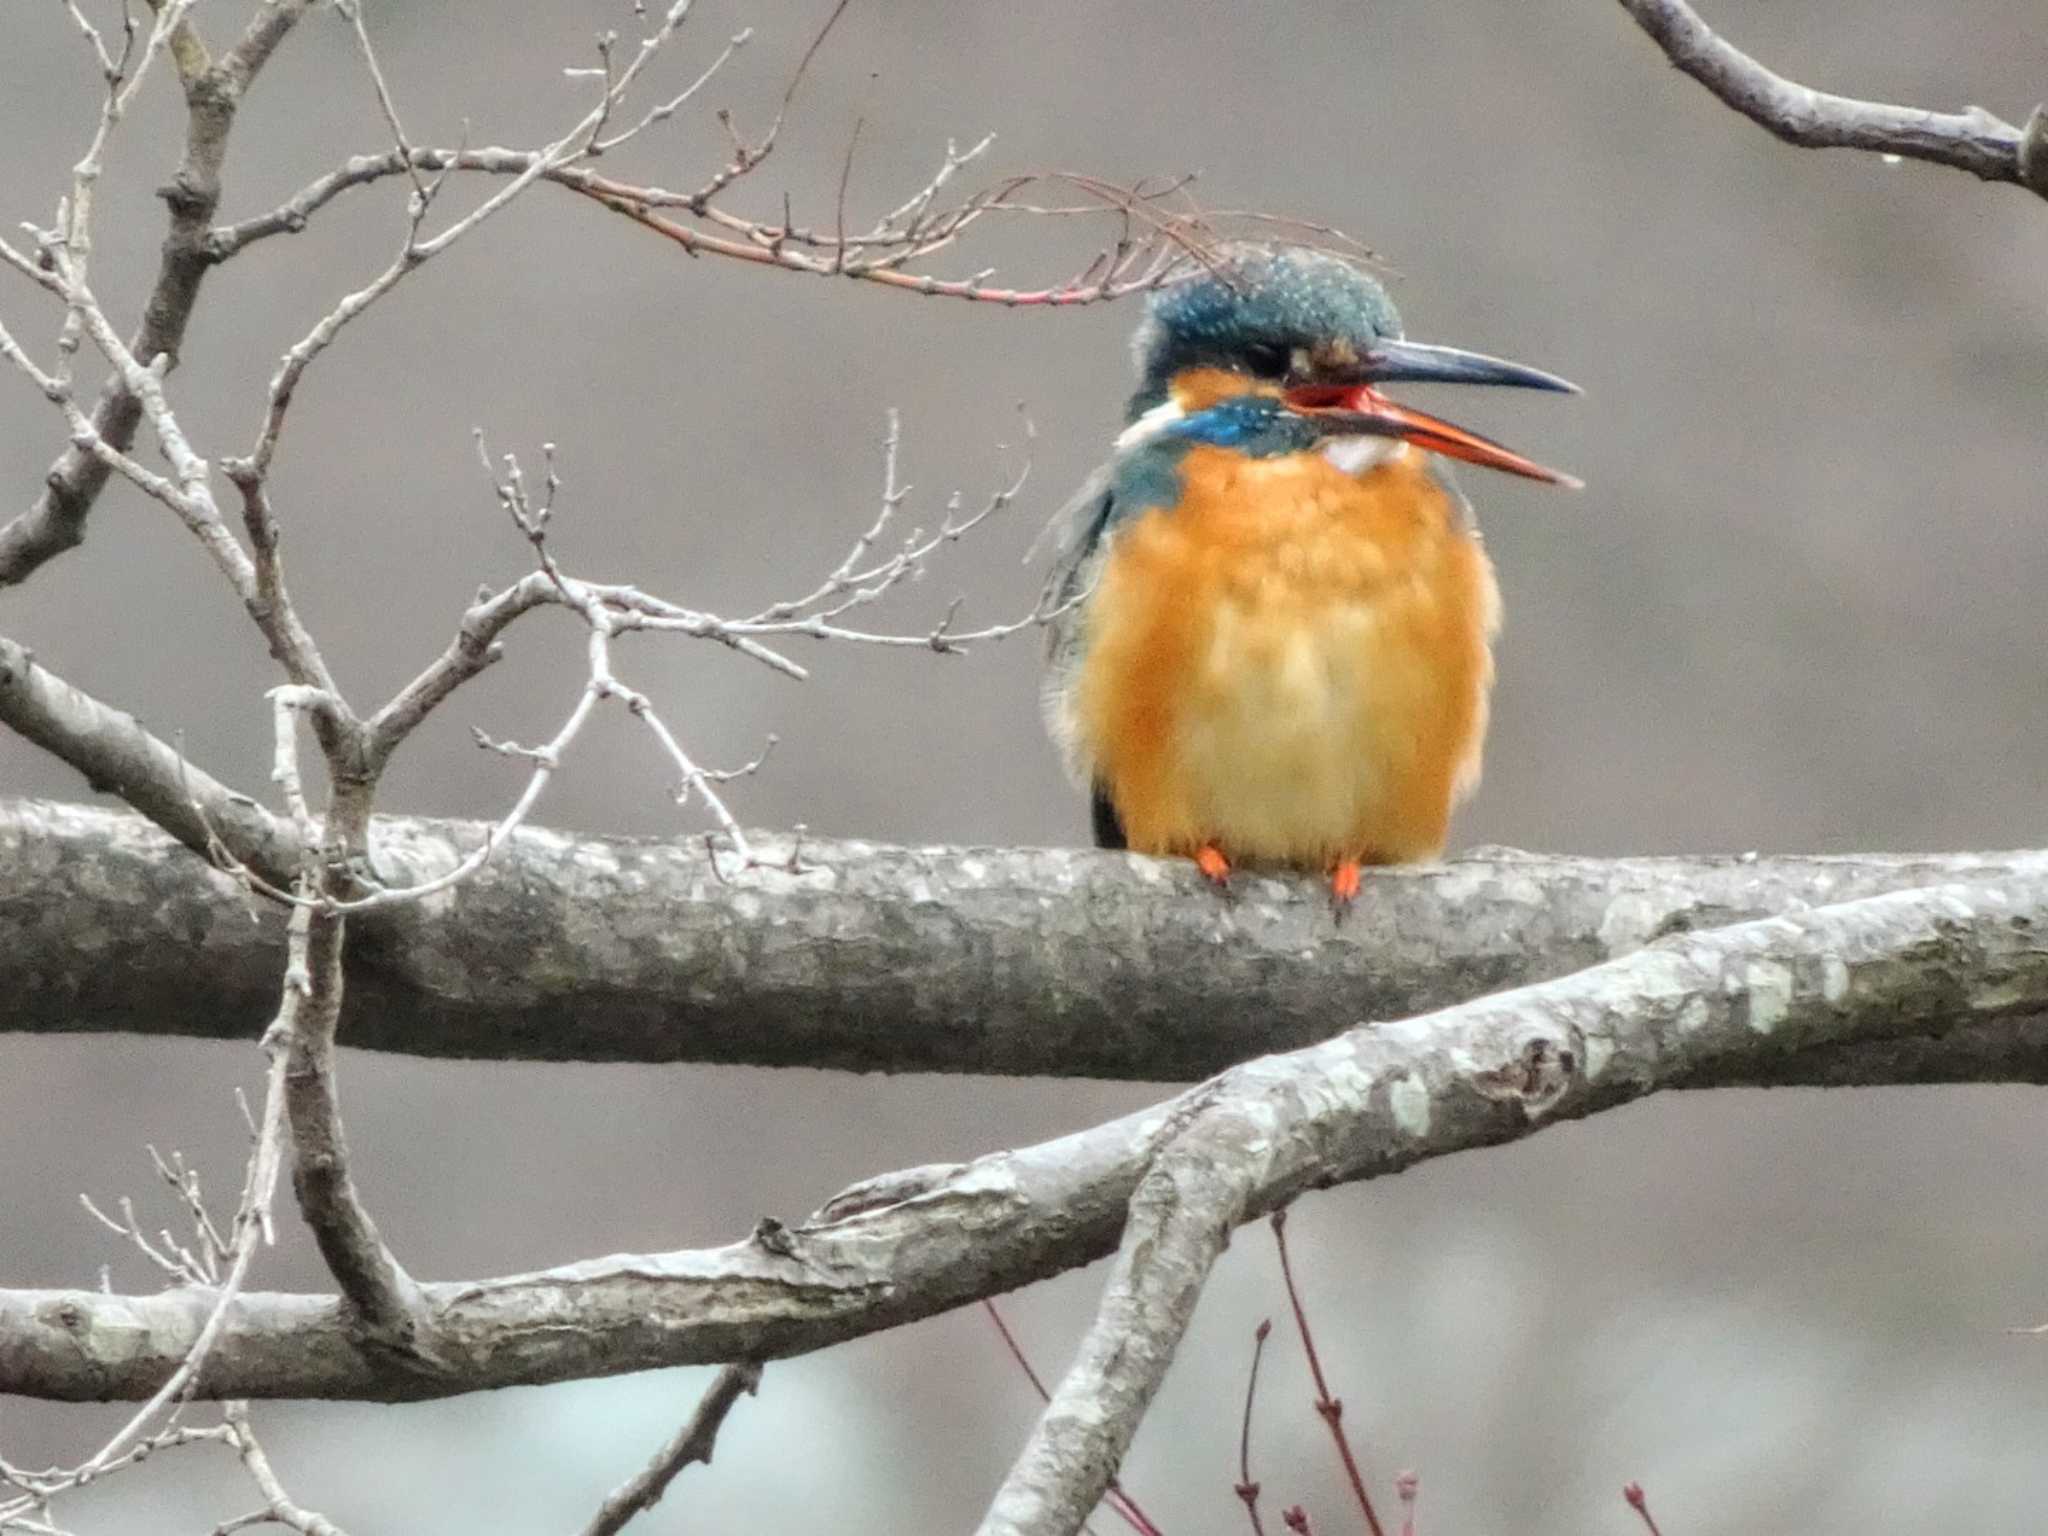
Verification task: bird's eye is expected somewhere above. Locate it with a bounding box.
[1239,343,1292,379]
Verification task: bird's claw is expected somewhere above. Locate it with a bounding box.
[1329,858,1362,917]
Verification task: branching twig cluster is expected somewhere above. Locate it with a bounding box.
[0,1,1210,1529]
[0,997,319,1536]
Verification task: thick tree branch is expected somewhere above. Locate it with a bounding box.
[3,869,2044,1406]
[0,0,317,588]
[979,865,2048,1535]
[1617,0,2048,199]
[0,650,298,880]
[2,796,2041,1080]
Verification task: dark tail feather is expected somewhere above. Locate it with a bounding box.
[1090,786,1128,850]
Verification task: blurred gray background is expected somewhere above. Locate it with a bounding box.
[3,1,2047,1531]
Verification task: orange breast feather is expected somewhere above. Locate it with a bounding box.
[1075,445,1500,867]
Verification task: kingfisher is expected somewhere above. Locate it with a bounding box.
[1041,246,1579,907]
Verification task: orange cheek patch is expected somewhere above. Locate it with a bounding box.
[1170,368,1281,413]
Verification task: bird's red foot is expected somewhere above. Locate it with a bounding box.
[1194,843,1232,888]
[1330,858,1363,912]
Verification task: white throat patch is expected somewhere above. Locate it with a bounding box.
[1113,398,1187,453]
[1320,436,1407,476]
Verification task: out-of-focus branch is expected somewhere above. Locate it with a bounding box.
[1617,0,2048,199]
[0,0,317,589]
[576,1363,763,1536]
[3,869,2044,1407]
[6,796,2045,1080]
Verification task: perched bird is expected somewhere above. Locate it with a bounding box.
[1041,247,1579,906]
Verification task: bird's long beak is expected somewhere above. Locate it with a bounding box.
[1286,338,1582,488]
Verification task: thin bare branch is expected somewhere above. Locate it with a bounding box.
[236,0,704,482]
[1617,0,2048,199]
[594,28,753,153]
[576,1363,762,1536]
[0,0,317,588]
[1272,1211,1383,1536]
[218,1402,352,1536]
[1623,1481,1664,1536]
[0,1011,291,1525]
[1235,1321,1273,1536]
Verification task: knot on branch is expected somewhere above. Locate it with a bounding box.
[1471,1035,1576,1118]
[157,170,221,221]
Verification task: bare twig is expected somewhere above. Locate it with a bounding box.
[1622,1481,1664,1536]
[1393,1473,1417,1536]
[1617,0,2048,200]
[1272,1211,1384,1536]
[594,28,752,154]
[0,0,318,588]
[576,1363,763,1536]
[346,414,1031,908]
[334,0,427,204]
[217,1402,352,1536]
[235,0,705,482]
[0,1008,292,1527]
[0,1421,231,1533]
[1235,1321,1272,1536]
[206,144,1329,310]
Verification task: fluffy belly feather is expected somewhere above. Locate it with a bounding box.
[1074,449,1498,867]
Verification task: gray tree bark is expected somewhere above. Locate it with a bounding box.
[4,796,2039,1080]
[5,863,2043,1407]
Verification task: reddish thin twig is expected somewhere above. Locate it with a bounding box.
[1235,1319,1273,1536]
[981,1299,1168,1536]
[1272,1210,1386,1536]
[1623,1481,1665,1536]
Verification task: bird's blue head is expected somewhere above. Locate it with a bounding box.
[1130,248,1403,411]
[1121,245,1582,487]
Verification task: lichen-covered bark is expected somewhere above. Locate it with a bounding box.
[4,868,2042,1406]
[3,797,2039,1080]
